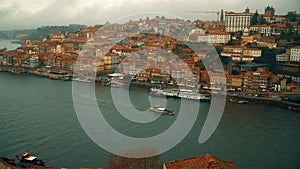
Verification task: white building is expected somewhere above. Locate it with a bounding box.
[221,46,243,57]
[188,29,207,42]
[250,24,271,36]
[243,48,262,57]
[29,56,39,67]
[207,32,231,44]
[221,46,262,62]
[258,14,272,23]
[276,50,290,63]
[290,46,300,63]
[225,8,253,32]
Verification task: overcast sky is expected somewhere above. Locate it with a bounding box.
[0,0,299,30]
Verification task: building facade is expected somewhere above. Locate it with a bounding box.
[225,8,253,32]
[207,32,231,44]
[290,46,300,63]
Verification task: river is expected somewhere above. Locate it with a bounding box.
[0,72,300,169]
[0,39,20,50]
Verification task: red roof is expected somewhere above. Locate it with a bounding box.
[163,154,237,169]
[224,46,242,49]
[251,24,270,27]
[292,46,300,49]
[270,24,286,28]
[225,11,253,15]
[209,32,230,35]
[259,13,271,17]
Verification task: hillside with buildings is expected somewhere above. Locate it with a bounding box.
[1,6,300,94]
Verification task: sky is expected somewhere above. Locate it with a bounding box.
[0,0,299,30]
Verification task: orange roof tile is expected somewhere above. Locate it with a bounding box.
[251,24,270,27]
[164,154,237,169]
[270,24,286,28]
[224,46,242,48]
[209,32,230,35]
[292,46,300,49]
[259,13,271,17]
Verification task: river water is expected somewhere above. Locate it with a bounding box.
[0,39,20,50]
[0,72,300,169]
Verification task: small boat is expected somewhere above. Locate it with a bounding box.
[149,106,175,116]
[72,77,92,83]
[178,92,211,102]
[227,98,248,104]
[16,152,45,166]
[236,100,248,104]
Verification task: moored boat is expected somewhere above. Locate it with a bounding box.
[227,98,248,104]
[236,100,248,104]
[16,152,45,166]
[149,106,175,116]
[150,88,211,102]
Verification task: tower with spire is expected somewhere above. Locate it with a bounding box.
[265,5,275,17]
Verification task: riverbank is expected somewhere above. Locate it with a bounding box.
[1,65,300,112]
[227,92,300,112]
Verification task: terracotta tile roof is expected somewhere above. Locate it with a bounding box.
[251,24,270,27]
[258,13,271,17]
[292,46,300,49]
[209,32,230,35]
[163,154,237,169]
[224,46,242,49]
[225,11,253,15]
[270,24,286,28]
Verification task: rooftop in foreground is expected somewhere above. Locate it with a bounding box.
[163,154,237,169]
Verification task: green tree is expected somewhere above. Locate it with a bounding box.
[109,154,161,169]
[251,10,259,25]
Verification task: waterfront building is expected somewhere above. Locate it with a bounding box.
[226,74,243,88]
[7,55,13,66]
[200,70,226,87]
[104,52,120,71]
[29,56,39,68]
[225,7,253,32]
[243,68,276,91]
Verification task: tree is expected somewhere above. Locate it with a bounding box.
[109,154,161,169]
[257,17,267,25]
[251,10,259,25]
